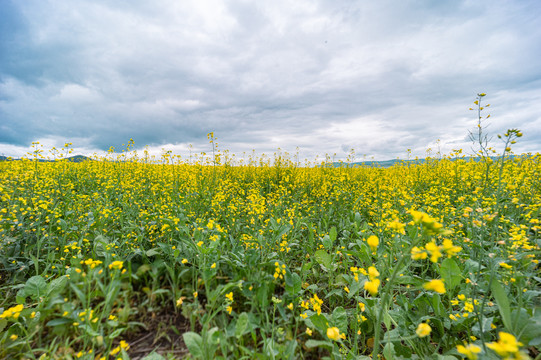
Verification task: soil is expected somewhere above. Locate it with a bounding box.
[124,307,191,359]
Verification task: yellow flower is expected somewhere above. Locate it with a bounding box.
[305,328,313,336]
[425,241,442,263]
[287,303,294,310]
[10,334,18,341]
[358,302,365,311]
[367,235,379,251]
[225,292,234,302]
[211,262,216,269]
[368,266,379,280]
[0,304,24,319]
[364,279,380,296]
[487,332,522,357]
[108,261,123,270]
[176,297,184,307]
[424,279,446,294]
[442,239,462,257]
[226,305,232,314]
[327,327,342,341]
[499,262,512,269]
[110,346,120,356]
[193,291,198,299]
[387,219,405,234]
[416,323,431,338]
[457,344,481,360]
[411,246,427,260]
[197,241,204,247]
[344,286,350,293]
[181,258,188,264]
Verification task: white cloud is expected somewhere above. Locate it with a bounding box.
[1,0,540,161]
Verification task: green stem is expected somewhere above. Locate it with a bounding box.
[372,235,421,358]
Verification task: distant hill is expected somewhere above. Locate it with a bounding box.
[329,158,425,168]
[0,155,93,162]
[332,154,523,168]
[65,155,92,162]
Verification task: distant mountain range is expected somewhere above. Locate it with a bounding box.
[1,154,527,167]
[332,154,523,168]
[0,155,93,162]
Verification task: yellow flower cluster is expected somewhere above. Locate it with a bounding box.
[423,279,446,294]
[411,239,461,262]
[326,326,346,341]
[109,340,130,356]
[409,210,450,236]
[363,266,380,296]
[350,266,368,282]
[487,332,527,359]
[457,343,481,359]
[0,304,23,319]
[81,258,103,269]
[387,219,406,234]
[300,294,324,316]
[416,323,431,337]
[366,235,379,252]
[108,261,123,270]
[273,262,286,280]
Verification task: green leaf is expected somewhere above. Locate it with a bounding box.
[329,226,337,242]
[136,264,151,277]
[440,258,461,291]
[108,328,125,339]
[46,276,68,297]
[141,352,166,360]
[93,235,108,257]
[430,294,446,318]
[491,280,512,332]
[322,235,332,250]
[23,275,47,299]
[235,312,249,338]
[285,272,302,296]
[383,342,395,360]
[46,318,73,327]
[304,340,333,349]
[283,339,297,360]
[205,326,220,345]
[314,249,332,270]
[331,307,348,334]
[521,311,541,345]
[256,282,271,308]
[355,212,362,225]
[146,248,160,257]
[58,218,67,230]
[310,313,329,331]
[348,278,362,298]
[183,332,203,358]
[80,324,100,337]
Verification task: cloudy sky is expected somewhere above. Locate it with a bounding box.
[1,0,540,162]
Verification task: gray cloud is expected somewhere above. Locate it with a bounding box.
[1,0,540,160]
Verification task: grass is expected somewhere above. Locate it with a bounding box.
[0,140,540,360]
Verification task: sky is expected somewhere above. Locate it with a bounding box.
[1,0,541,162]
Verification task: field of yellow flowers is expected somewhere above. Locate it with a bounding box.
[1,145,540,359]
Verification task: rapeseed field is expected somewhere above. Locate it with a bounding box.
[1,141,540,359]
